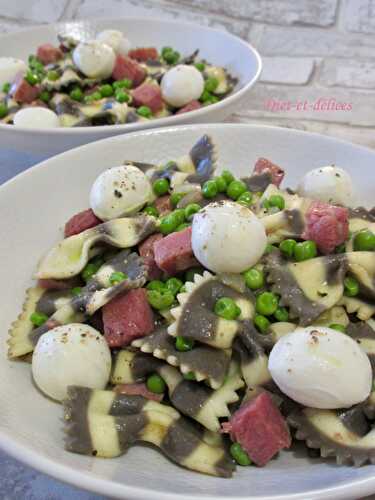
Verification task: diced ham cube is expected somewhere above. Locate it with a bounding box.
[112,54,146,86]
[64,209,102,238]
[176,100,202,114]
[10,75,40,104]
[154,195,172,216]
[153,227,198,275]
[103,288,154,347]
[138,233,163,280]
[128,47,159,62]
[223,392,291,467]
[302,200,349,254]
[131,83,163,113]
[253,158,285,188]
[36,43,63,65]
[115,383,163,402]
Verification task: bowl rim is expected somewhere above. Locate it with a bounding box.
[2,122,375,500]
[0,16,262,134]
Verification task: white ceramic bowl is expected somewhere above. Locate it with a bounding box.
[0,18,261,156]
[1,124,375,500]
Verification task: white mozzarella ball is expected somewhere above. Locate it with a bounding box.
[269,326,372,409]
[73,40,116,79]
[13,107,60,128]
[0,57,27,87]
[96,29,131,56]
[32,324,111,402]
[90,164,152,220]
[161,64,204,107]
[298,166,354,206]
[192,201,267,273]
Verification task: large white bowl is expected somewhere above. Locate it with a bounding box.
[0,18,261,156]
[1,124,375,500]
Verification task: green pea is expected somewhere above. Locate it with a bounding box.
[113,79,132,89]
[256,292,278,316]
[214,297,241,320]
[237,191,253,207]
[115,90,130,103]
[147,280,166,292]
[0,102,8,118]
[221,170,235,185]
[137,105,153,118]
[185,267,204,282]
[175,336,195,352]
[353,230,375,251]
[39,89,51,103]
[184,203,201,220]
[183,371,196,380]
[268,194,285,211]
[193,62,204,72]
[25,71,40,85]
[176,223,190,231]
[214,176,227,193]
[82,263,99,282]
[204,95,219,105]
[230,442,251,466]
[243,268,264,290]
[165,277,183,296]
[100,84,114,97]
[161,47,173,58]
[204,77,219,93]
[109,271,127,285]
[143,205,159,217]
[2,82,11,93]
[170,192,186,207]
[254,314,270,334]
[69,87,83,102]
[71,287,82,297]
[265,243,277,254]
[153,178,170,196]
[202,180,218,199]
[147,289,175,310]
[30,311,48,327]
[199,89,212,103]
[163,49,180,64]
[146,374,166,394]
[87,91,102,102]
[172,208,186,226]
[274,307,289,322]
[47,70,59,81]
[329,323,346,333]
[279,239,297,258]
[159,213,178,235]
[294,241,317,261]
[227,180,247,200]
[344,276,359,297]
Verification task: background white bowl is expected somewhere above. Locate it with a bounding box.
[1,124,375,500]
[0,18,261,156]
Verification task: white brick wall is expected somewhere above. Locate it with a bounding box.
[0,0,373,147]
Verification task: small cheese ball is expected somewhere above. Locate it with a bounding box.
[96,29,131,56]
[192,201,267,273]
[0,57,27,87]
[161,64,204,108]
[73,40,116,79]
[13,107,60,128]
[269,326,372,409]
[90,164,153,220]
[32,324,112,402]
[298,165,354,206]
